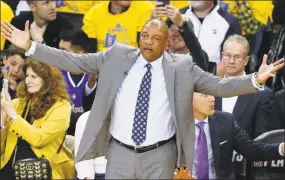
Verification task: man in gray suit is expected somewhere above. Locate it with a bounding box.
[1,18,284,179]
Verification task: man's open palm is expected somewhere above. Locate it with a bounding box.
[1,21,31,51]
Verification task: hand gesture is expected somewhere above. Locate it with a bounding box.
[165,5,184,27]
[87,74,98,89]
[1,91,8,127]
[1,89,16,118]
[174,167,196,179]
[256,55,284,84]
[30,21,46,43]
[151,2,167,19]
[1,21,31,51]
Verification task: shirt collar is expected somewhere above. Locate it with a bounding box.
[137,54,163,71]
[195,117,209,124]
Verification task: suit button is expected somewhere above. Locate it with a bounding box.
[12,130,15,133]
[16,133,19,136]
[19,136,22,138]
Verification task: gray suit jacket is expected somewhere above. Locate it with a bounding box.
[31,42,257,168]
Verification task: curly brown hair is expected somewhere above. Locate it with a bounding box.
[16,59,70,119]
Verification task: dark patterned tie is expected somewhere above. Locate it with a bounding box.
[131,63,152,145]
[196,122,209,180]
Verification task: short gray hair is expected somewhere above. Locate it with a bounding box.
[223,35,249,56]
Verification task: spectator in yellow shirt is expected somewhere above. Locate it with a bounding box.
[82,0,153,53]
[1,1,14,50]
[56,0,100,14]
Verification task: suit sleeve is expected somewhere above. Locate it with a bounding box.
[9,101,71,148]
[253,90,274,138]
[192,64,257,97]
[179,21,209,72]
[31,42,117,74]
[232,119,281,160]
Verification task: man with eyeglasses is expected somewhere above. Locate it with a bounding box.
[216,35,274,139]
[215,34,274,179]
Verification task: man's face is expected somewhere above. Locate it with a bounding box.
[222,41,249,77]
[190,0,213,11]
[30,1,57,21]
[193,93,215,117]
[139,23,169,62]
[3,55,25,84]
[168,24,188,53]
[59,40,74,53]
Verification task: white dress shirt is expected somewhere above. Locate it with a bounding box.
[192,118,217,179]
[222,72,245,113]
[222,96,238,114]
[74,111,107,179]
[110,54,175,146]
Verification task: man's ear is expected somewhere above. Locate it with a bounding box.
[164,38,170,51]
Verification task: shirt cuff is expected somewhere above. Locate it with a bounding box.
[75,160,96,179]
[25,41,36,57]
[251,73,265,91]
[279,143,284,156]
[85,82,97,96]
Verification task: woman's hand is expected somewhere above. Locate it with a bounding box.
[1,90,16,118]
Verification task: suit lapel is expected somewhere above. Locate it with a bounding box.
[162,52,176,123]
[215,97,222,111]
[233,95,252,121]
[105,50,139,114]
[209,115,220,175]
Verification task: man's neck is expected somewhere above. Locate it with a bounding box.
[224,71,245,78]
[194,112,207,121]
[110,1,128,14]
[33,14,48,27]
[193,3,215,18]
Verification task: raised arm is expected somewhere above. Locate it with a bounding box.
[1,21,115,74]
[192,55,284,97]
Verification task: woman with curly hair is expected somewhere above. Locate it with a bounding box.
[0,59,75,179]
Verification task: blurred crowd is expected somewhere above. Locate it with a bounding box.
[0,0,284,179]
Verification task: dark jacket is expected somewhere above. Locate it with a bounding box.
[209,111,281,179]
[215,88,273,138]
[4,11,73,49]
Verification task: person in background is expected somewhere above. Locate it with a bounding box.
[190,92,284,179]
[182,0,242,64]
[1,44,25,99]
[0,60,74,179]
[1,1,14,51]
[82,0,153,53]
[59,30,95,135]
[215,35,274,139]
[4,0,73,49]
[55,0,100,14]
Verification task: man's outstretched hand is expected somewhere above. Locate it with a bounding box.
[256,55,284,85]
[1,20,31,51]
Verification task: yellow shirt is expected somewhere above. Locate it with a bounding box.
[222,0,273,25]
[1,1,14,50]
[82,1,153,52]
[56,1,100,14]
